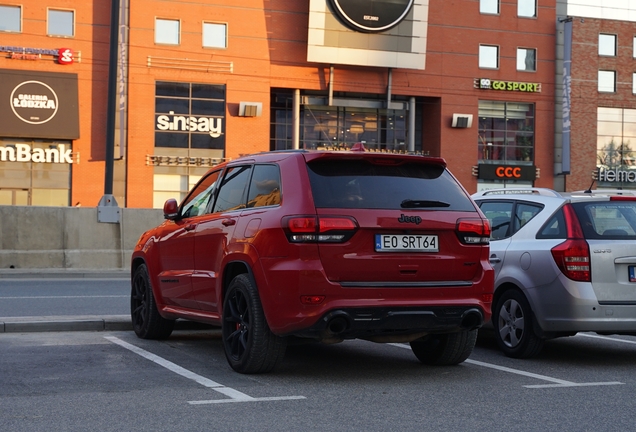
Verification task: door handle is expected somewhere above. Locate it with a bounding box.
[222,219,236,227]
[184,224,196,231]
[489,255,501,264]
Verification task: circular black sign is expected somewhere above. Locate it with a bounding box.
[329,0,414,33]
[10,81,59,125]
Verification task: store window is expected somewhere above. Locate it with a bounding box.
[154,81,225,150]
[598,70,616,93]
[203,22,227,49]
[153,174,201,208]
[0,5,21,32]
[480,0,499,14]
[48,9,74,37]
[270,91,415,152]
[633,73,636,94]
[155,18,180,45]
[517,48,536,72]
[597,107,636,172]
[599,34,617,56]
[478,101,535,164]
[518,0,536,17]
[0,140,72,206]
[479,45,499,69]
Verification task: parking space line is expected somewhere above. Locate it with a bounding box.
[104,336,306,404]
[388,343,624,389]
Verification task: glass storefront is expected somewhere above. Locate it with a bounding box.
[0,139,72,206]
[270,91,416,152]
[596,107,636,188]
[152,81,226,208]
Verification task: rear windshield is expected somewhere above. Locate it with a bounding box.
[572,201,636,239]
[306,159,476,211]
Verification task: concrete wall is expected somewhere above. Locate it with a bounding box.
[0,206,164,269]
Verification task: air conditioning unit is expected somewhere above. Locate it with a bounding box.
[452,113,473,128]
[239,101,262,117]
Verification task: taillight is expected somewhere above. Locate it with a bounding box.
[456,218,491,245]
[282,215,358,243]
[551,239,591,282]
[610,196,636,201]
[550,203,590,282]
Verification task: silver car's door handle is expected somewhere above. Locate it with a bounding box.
[489,255,501,264]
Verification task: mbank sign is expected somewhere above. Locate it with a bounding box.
[0,143,73,164]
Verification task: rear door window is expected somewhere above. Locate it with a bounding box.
[212,165,252,213]
[306,159,475,211]
[477,201,513,240]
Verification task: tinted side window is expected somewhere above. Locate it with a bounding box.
[306,159,475,211]
[180,170,220,218]
[212,165,252,213]
[478,201,513,240]
[512,202,543,234]
[246,164,281,208]
[537,209,566,239]
[572,201,636,239]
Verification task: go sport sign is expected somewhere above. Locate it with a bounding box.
[474,78,541,93]
[0,69,79,140]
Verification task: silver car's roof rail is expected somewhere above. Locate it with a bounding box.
[475,188,563,197]
[570,189,636,197]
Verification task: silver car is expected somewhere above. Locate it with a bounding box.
[472,188,636,358]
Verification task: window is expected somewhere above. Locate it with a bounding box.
[518,0,536,17]
[480,0,499,14]
[596,107,636,179]
[599,34,617,56]
[598,70,616,93]
[633,73,636,94]
[180,170,220,218]
[634,36,636,58]
[153,174,201,208]
[247,165,281,208]
[48,9,74,37]
[479,45,499,69]
[213,166,252,213]
[517,48,536,72]
[0,5,21,32]
[154,81,226,150]
[478,101,535,164]
[155,18,180,45]
[477,201,513,240]
[203,22,227,49]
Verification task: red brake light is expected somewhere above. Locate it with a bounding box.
[610,196,636,201]
[551,239,591,282]
[551,204,590,282]
[456,218,491,245]
[283,216,358,243]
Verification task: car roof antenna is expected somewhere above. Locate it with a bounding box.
[584,178,596,194]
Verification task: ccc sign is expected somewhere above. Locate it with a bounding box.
[478,164,536,182]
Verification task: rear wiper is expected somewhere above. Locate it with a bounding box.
[401,199,450,208]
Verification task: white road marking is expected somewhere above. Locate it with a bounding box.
[388,343,624,389]
[104,336,306,404]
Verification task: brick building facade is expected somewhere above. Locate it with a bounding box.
[0,0,558,208]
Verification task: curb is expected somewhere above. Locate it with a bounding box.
[0,315,217,333]
[0,269,129,279]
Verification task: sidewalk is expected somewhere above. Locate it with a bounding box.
[0,268,213,333]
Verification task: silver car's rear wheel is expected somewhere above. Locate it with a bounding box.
[494,289,544,358]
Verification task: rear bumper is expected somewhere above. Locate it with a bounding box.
[289,306,485,342]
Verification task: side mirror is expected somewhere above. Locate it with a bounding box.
[163,198,179,220]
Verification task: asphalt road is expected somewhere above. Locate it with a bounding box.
[1,275,636,431]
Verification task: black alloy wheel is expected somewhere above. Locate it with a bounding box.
[222,274,286,374]
[130,264,174,340]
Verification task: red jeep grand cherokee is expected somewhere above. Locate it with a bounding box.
[131,148,493,373]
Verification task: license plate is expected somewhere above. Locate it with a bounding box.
[629,266,636,282]
[375,234,439,252]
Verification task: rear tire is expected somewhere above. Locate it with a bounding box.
[410,329,477,365]
[130,264,175,340]
[222,274,286,374]
[493,289,544,358]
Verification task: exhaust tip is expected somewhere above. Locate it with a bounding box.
[460,309,483,330]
